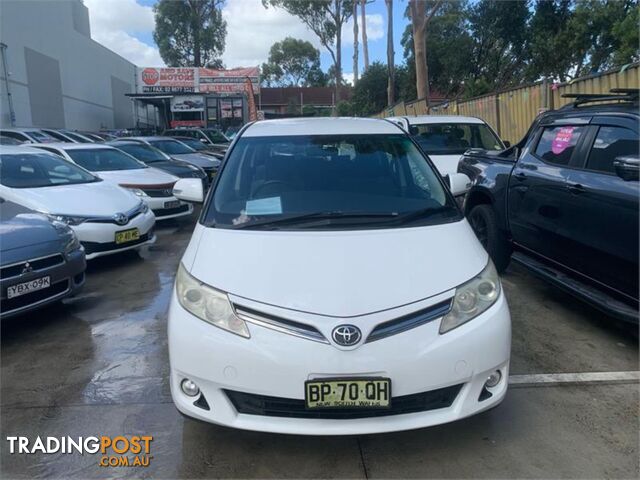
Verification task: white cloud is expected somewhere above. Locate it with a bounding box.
[84,0,164,66]
[342,14,385,43]
[221,0,322,68]
[342,72,355,86]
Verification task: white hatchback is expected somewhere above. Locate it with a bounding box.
[33,143,194,221]
[168,118,511,435]
[0,147,156,260]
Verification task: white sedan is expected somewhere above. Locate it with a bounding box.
[32,143,194,221]
[0,146,156,260]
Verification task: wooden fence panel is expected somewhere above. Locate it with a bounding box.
[498,83,545,143]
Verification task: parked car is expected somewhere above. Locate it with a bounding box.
[224,126,241,141]
[109,140,208,188]
[458,89,639,323]
[168,136,224,160]
[0,136,25,145]
[39,129,90,143]
[168,118,511,434]
[0,128,57,144]
[121,136,221,181]
[387,116,505,178]
[0,147,156,260]
[163,127,230,148]
[0,199,86,319]
[32,143,194,221]
[79,132,106,142]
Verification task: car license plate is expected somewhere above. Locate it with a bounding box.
[7,276,51,299]
[164,200,180,209]
[305,378,391,409]
[115,228,140,245]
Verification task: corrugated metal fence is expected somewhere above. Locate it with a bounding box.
[377,64,639,144]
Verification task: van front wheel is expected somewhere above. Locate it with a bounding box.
[468,204,511,273]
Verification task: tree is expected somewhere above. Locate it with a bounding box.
[351,62,399,116]
[260,37,325,87]
[153,0,226,68]
[264,0,353,103]
[386,0,395,106]
[409,0,442,106]
[361,0,370,71]
[353,1,359,83]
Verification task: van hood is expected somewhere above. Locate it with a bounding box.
[11,182,140,217]
[429,154,463,177]
[186,220,487,317]
[97,168,178,186]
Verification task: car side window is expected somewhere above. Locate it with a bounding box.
[1,131,27,141]
[586,126,638,174]
[534,125,585,166]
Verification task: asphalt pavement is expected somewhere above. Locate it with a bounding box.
[2,212,638,478]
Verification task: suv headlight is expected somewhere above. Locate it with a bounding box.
[127,188,147,197]
[439,260,501,334]
[175,263,250,338]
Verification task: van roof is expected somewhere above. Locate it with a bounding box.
[242,117,405,137]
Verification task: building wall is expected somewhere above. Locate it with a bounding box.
[0,0,153,130]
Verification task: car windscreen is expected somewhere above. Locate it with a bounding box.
[28,130,55,142]
[203,130,230,143]
[66,148,147,171]
[62,131,93,143]
[0,152,99,188]
[410,123,503,155]
[205,134,460,230]
[114,143,168,163]
[174,138,207,151]
[148,139,195,155]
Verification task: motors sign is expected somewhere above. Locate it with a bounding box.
[137,68,197,93]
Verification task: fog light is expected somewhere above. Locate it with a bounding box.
[181,378,200,397]
[485,370,502,388]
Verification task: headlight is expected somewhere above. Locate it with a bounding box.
[140,201,149,213]
[127,188,146,197]
[439,260,501,334]
[64,231,81,253]
[48,214,87,226]
[175,263,250,338]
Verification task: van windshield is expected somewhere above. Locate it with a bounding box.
[205,134,460,230]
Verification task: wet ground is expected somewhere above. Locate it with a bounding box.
[2,212,638,478]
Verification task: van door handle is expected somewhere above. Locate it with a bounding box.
[513,172,527,181]
[566,183,585,194]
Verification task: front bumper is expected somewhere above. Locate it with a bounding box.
[168,290,511,435]
[0,248,86,319]
[73,210,156,260]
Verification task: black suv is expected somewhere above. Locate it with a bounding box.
[458,89,639,323]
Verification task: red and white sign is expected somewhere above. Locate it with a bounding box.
[199,67,260,94]
[137,67,197,93]
[170,119,206,128]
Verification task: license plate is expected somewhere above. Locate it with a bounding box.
[164,200,180,209]
[115,228,140,244]
[305,378,391,409]
[7,276,51,299]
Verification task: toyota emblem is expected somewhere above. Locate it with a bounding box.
[331,325,362,347]
[113,213,129,226]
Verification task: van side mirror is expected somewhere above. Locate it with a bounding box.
[614,155,639,181]
[173,178,204,203]
[447,173,471,197]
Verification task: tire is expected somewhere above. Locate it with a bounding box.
[468,204,512,273]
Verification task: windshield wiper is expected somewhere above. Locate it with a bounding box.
[230,211,401,230]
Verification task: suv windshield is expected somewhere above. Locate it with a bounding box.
[410,123,503,155]
[148,139,195,155]
[66,148,147,171]
[0,152,99,188]
[114,143,168,163]
[203,130,229,143]
[205,134,460,230]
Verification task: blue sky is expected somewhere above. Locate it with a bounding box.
[84,0,410,83]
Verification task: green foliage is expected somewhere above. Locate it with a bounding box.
[153,0,226,68]
[261,38,325,87]
[336,100,355,116]
[351,62,398,116]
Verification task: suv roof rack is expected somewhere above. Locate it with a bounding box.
[560,88,639,108]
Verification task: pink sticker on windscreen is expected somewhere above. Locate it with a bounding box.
[551,127,575,154]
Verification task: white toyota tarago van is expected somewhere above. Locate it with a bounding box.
[169,118,511,435]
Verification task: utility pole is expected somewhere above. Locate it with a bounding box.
[1,43,16,126]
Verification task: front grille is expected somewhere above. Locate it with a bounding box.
[225,384,463,419]
[233,304,327,343]
[0,254,65,280]
[366,299,453,343]
[1,279,69,314]
[143,188,173,198]
[82,233,149,255]
[85,203,146,225]
[153,204,191,218]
